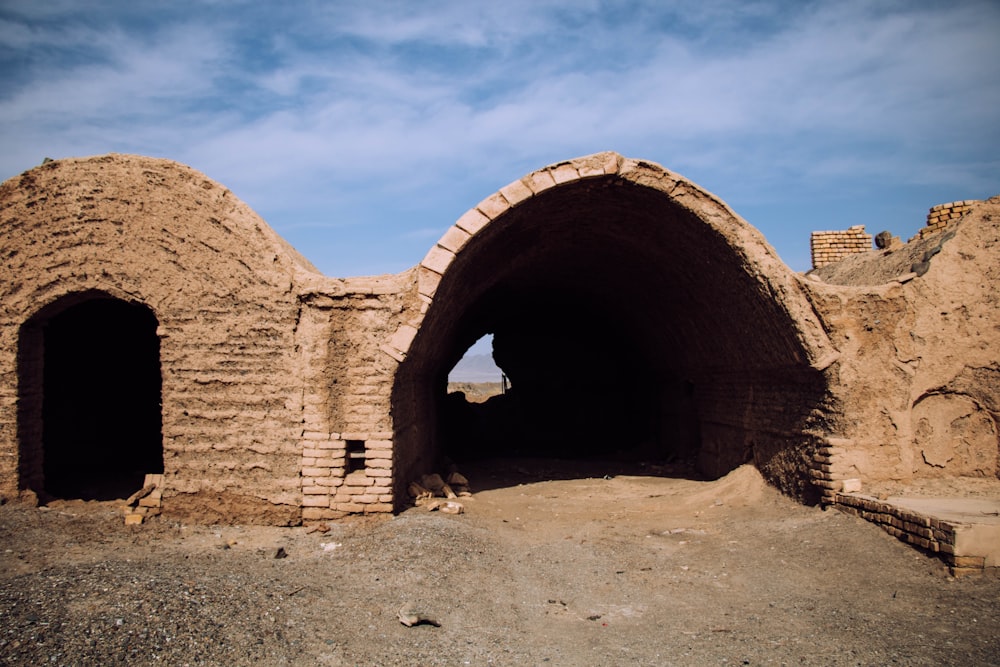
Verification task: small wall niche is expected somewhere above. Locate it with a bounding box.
[346,440,367,473]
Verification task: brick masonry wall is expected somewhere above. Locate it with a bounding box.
[810,225,873,269]
[696,369,833,503]
[910,200,981,241]
[296,274,417,520]
[0,156,314,524]
[803,196,1000,501]
[834,493,987,576]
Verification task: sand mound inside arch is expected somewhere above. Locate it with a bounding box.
[457,460,786,535]
[683,464,772,507]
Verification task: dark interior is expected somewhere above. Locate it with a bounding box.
[40,296,163,500]
[392,176,828,502]
[440,291,697,466]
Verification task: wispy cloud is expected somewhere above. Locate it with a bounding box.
[0,0,997,275]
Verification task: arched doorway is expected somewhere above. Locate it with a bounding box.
[392,156,835,506]
[19,292,163,500]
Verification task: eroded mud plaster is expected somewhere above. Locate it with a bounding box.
[0,153,995,523]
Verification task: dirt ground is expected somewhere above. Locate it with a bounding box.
[1,460,998,666]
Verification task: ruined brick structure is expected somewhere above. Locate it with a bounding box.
[0,153,996,526]
[912,199,981,241]
[810,225,873,269]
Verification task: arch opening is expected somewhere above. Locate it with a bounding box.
[393,173,831,504]
[439,291,698,468]
[18,293,164,501]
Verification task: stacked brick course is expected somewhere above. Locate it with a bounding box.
[808,438,856,504]
[0,155,311,524]
[911,200,981,241]
[810,225,872,269]
[835,493,987,576]
[300,431,394,520]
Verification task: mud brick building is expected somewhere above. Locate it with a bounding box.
[0,153,997,526]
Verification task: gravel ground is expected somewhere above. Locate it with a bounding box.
[1,461,998,666]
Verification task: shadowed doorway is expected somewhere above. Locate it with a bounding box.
[35,295,163,500]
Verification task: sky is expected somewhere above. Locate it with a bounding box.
[1,0,998,280]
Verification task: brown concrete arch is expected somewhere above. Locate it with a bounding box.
[391,153,837,503]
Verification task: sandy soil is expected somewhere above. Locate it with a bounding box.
[1,460,998,666]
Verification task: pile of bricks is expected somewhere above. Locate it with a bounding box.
[810,225,873,269]
[123,473,164,525]
[300,432,393,520]
[911,200,980,241]
[834,493,986,577]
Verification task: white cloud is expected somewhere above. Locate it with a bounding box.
[0,0,997,274]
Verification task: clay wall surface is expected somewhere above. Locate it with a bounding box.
[0,156,321,524]
[294,273,420,520]
[390,153,840,505]
[0,152,995,524]
[802,196,1000,498]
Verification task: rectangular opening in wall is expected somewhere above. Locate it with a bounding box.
[346,440,366,473]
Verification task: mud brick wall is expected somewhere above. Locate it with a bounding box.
[0,156,314,524]
[834,493,988,575]
[810,225,872,269]
[296,274,417,520]
[2,152,996,526]
[911,200,981,241]
[695,369,832,503]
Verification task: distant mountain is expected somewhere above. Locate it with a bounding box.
[449,353,504,383]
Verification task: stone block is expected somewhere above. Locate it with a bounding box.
[380,343,405,362]
[437,225,472,253]
[313,457,346,468]
[948,555,985,569]
[477,192,510,220]
[524,169,557,194]
[420,245,455,275]
[549,163,579,184]
[364,503,393,513]
[317,439,345,451]
[499,178,533,206]
[303,507,342,521]
[841,478,862,493]
[388,324,420,355]
[344,471,374,487]
[455,208,490,235]
[333,502,366,513]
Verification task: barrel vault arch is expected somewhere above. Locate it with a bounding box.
[0,154,320,522]
[389,152,838,504]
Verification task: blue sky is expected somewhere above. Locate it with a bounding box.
[1,0,998,278]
